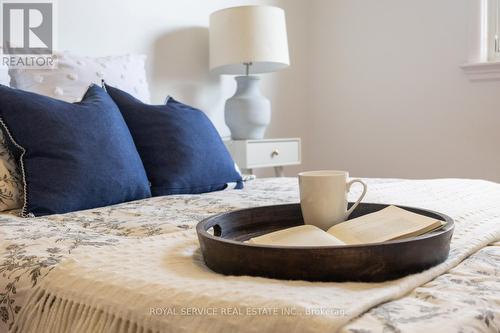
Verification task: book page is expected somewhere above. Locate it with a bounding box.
[327,206,443,245]
[249,225,345,247]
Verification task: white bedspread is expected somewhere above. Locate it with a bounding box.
[4,178,499,333]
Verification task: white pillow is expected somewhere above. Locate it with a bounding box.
[0,48,10,86]
[0,130,22,211]
[9,51,150,103]
[0,66,8,86]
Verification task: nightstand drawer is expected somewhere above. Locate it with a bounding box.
[246,139,300,168]
[224,138,301,174]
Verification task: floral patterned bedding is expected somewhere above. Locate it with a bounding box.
[341,241,500,333]
[0,177,499,332]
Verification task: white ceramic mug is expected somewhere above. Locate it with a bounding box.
[298,170,367,230]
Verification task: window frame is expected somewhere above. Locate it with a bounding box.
[461,0,500,80]
[487,0,500,61]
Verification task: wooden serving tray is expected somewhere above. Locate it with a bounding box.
[196,203,454,282]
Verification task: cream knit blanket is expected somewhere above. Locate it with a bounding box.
[12,179,500,333]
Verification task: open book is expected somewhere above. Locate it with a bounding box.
[249,205,445,246]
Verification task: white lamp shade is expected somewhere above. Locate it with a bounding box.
[209,5,290,75]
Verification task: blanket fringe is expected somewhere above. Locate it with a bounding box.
[11,287,156,333]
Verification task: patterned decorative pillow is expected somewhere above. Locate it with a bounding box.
[0,131,22,211]
[0,48,19,211]
[9,51,150,103]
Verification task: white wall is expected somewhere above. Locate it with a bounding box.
[306,0,500,182]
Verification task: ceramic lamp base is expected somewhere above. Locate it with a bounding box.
[225,76,271,140]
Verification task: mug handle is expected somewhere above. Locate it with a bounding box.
[345,179,367,219]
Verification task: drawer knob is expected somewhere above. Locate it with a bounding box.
[271,149,280,157]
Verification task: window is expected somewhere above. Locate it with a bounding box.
[461,0,500,80]
[487,0,500,61]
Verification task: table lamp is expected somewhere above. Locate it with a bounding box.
[209,5,290,139]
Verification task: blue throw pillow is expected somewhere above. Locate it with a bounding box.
[0,84,151,217]
[104,84,243,196]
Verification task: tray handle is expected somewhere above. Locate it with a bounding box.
[210,224,222,237]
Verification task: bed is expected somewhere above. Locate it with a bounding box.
[1,177,499,333]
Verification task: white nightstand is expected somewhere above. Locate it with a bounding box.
[224,138,301,177]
